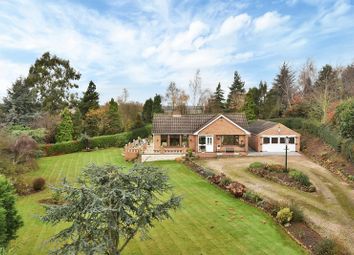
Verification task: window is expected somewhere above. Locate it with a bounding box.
[221,135,239,145]
[280,137,285,144]
[199,136,206,144]
[271,137,278,144]
[169,135,181,146]
[182,135,189,146]
[263,137,270,144]
[289,137,295,144]
[161,135,168,146]
[198,136,206,152]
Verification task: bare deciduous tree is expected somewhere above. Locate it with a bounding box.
[298,59,317,98]
[189,69,202,109]
[165,82,180,112]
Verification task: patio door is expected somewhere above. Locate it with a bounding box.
[206,136,213,152]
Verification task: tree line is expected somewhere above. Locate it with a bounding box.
[0,52,164,143]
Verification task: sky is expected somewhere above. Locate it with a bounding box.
[0,0,353,104]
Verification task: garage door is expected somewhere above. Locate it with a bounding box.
[262,136,296,152]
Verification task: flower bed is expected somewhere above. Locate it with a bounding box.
[248,162,316,192]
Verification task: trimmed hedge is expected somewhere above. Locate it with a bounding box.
[271,118,354,163]
[40,125,152,156]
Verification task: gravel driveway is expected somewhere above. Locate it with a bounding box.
[198,154,354,253]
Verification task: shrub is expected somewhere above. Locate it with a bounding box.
[289,170,311,187]
[12,178,32,195]
[334,99,354,139]
[289,204,304,223]
[0,175,23,248]
[186,148,193,158]
[314,239,336,255]
[266,164,287,173]
[220,176,232,187]
[249,162,264,169]
[348,175,354,181]
[8,125,47,143]
[276,208,293,224]
[32,177,46,191]
[11,135,38,164]
[242,190,263,204]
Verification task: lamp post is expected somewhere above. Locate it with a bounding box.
[285,136,289,172]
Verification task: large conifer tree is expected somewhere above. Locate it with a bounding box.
[105,98,121,134]
[212,82,225,112]
[226,71,245,111]
[55,108,74,142]
[79,81,100,116]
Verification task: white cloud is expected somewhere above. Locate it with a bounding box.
[219,14,251,36]
[253,11,290,32]
[0,0,353,103]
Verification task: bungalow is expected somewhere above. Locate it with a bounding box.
[152,113,250,157]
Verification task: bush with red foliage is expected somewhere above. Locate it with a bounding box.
[32,177,46,191]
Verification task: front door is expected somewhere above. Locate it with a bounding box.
[206,136,213,152]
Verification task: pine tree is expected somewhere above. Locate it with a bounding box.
[243,90,257,120]
[227,71,246,111]
[3,78,38,124]
[83,113,100,137]
[105,99,121,134]
[72,109,83,140]
[55,108,74,142]
[212,82,225,112]
[142,98,153,123]
[272,62,295,115]
[152,94,163,114]
[79,81,100,116]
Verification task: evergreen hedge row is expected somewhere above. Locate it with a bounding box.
[40,125,152,156]
[271,118,354,163]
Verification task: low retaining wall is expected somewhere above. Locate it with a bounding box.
[141,154,183,162]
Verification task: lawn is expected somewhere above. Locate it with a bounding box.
[9,148,305,255]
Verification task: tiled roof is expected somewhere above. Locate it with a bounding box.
[247,120,277,135]
[152,113,249,134]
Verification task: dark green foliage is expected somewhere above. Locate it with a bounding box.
[2,78,38,125]
[243,92,257,120]
[83,114,100,137]
[105,98,122,135]
[220,176,232,187]
[152,94,164,114]
[242,191,263,204]
[314,239,336,255]
[40,125,152,156]
[26,52,81,114]
[289,170,311,187]
[55,108,74,143]
[249,162,265,169]
[334,99,354,139]
[226,71,245,111]
[41,164,181,255]
[212,82,225,112]
[71,109,83,140]
[0,175,23,248]
[79,81,100,116]
[142,98,153,123]
[32,177,45,191]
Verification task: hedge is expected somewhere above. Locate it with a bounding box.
[40,125,152,156]
[271,118,354,163]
